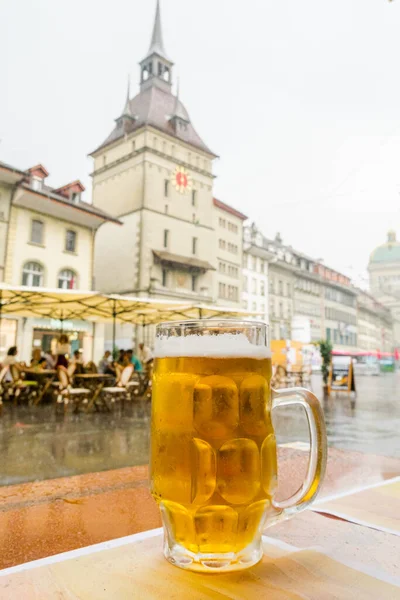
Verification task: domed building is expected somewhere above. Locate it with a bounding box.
[369,231,400,299]
[368,231,400,349]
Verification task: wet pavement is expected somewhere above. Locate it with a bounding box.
[0,373,399,487]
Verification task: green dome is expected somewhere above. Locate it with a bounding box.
[370,231,400,264]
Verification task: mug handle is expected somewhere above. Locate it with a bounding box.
[271,387,328,517]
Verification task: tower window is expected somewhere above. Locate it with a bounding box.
[164,67,170,82]
[192,190,197,206]
[162,269,168,287]
[192,275,197,292]
[192,237,197,255]
[158,62,163,76]
[164,180,169,197]
[163,229,169,249]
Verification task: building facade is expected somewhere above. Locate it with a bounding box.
[242,226,272,321]
[0,161,118,361]
[356,289,393,353]
[92,1,219,305]
[214,199,246,307]
[241,225,372,351]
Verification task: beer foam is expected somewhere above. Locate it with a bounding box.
[154,333,271,359]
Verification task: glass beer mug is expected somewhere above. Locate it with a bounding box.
[150,320,327,573]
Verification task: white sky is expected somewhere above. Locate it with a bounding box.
[1,0,400,285]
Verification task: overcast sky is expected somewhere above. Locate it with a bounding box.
[1,0,400,285]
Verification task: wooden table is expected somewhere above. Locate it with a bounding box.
[73,373,115,412]
[22,369,56,405]
[0,447,399,573]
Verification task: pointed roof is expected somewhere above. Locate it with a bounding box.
[147,0,169,61]
[121,75,133,117]
[91,85,217,157]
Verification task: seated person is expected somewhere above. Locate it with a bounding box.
[138,343,153,366]
[56,334,70,369]
[3,346,21,381]
[72,349,85,375]
[98,350,115,375]
[30,348,48,369]
[126,349,143,372]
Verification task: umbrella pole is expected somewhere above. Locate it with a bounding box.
[0,290,2,349]
[112,300,117,356]
[60,310,64,334]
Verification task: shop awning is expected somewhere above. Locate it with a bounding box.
[152,250,215,272]
[0,285,259,348]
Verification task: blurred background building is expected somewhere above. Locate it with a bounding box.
[0,160,117,361]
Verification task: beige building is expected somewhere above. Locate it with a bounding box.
[214,199,246,306]
[241,227,363,350]
[242,225,273,321]
[92,1,217,306]
[0,161,118,361]
[368,230,400,348]
[356,289,393,352]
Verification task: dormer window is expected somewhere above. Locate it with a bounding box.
[71,192,81,204]
[31,177,43,191]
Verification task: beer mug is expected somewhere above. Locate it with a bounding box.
[150,320,327,573]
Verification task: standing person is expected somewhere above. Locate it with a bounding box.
[56,334,70,368]
[126,349,143,372]
[138,343,153,366]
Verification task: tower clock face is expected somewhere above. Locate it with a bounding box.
[171,166,193,194]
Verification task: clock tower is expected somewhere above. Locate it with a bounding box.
[91,0,217,303]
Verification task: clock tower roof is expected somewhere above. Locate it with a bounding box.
[92,85,216,157]
[90,1,216,158]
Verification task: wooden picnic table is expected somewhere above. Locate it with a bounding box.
[22,368,56,405]
[73,373,115,412]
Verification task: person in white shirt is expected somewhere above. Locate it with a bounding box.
[3,346,20,381]
[138,343,153,365]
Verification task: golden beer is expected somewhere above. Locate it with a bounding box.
[150,355,276,561]
[151,321,327,573]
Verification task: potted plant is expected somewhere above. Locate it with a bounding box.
[318,339,333,397]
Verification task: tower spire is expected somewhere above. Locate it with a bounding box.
[148,0,168,59]
[121,75,132,117]
[139,0,173,92]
